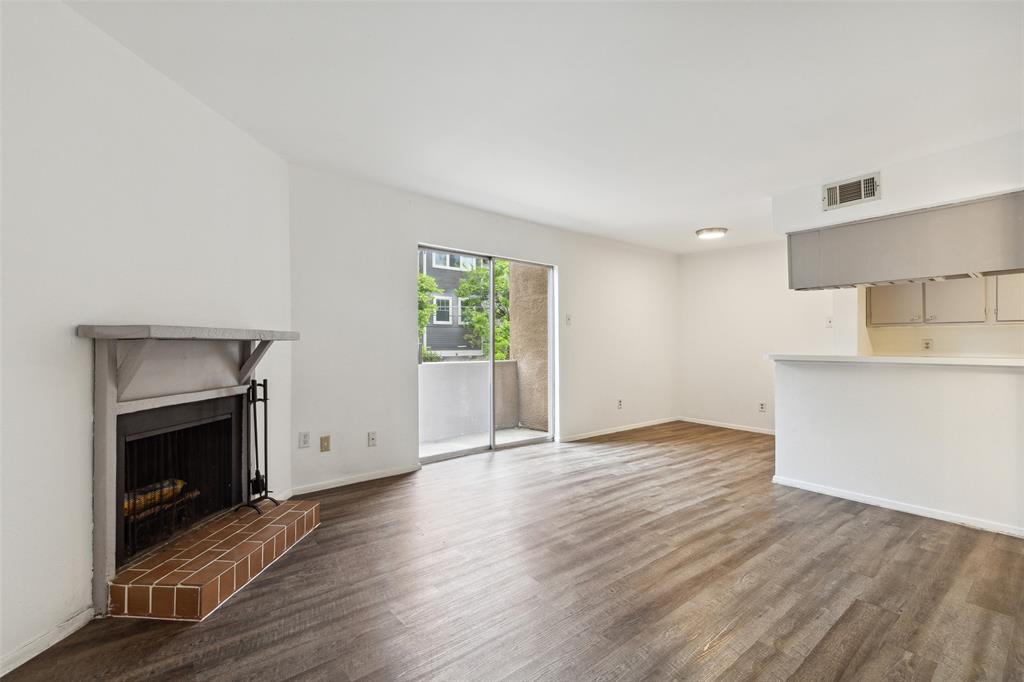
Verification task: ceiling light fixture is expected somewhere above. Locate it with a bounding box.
[696,227,728,240]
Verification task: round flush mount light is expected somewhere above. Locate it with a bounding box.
[696,227,728,240]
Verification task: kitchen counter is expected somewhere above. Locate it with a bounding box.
[770,354,1024,368]
[771,353,1024,538]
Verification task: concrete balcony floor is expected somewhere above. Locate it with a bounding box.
[419,427,549,459]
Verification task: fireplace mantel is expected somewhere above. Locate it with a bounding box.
[80,323,299,614]
[77,324,299,341]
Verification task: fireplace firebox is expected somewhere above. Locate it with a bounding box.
[116,396,245,566]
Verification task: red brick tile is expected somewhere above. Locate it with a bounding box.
[178,549,226,573]
[213,531,252,551]
[151,586,175,618]
[174,540,220,561]
[156,570,193,586]
[234,558,249,590]
[109,584,126,615]
[127,586,150,616]
[133,559,187,585]
[286,521,297,548]
[219,567,235,601]
[221,540,261,563]
[181,560,235,587]
[277,530,287,555]
[205,526,241,543]
[112,569,147,586]
[128,550,179,571]
[199,582,219,619]
[249,547,264,578]
[175,587,200,619]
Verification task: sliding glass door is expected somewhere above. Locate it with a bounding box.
[417,247,552,461]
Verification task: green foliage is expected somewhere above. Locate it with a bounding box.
[420,348,443,363]
[455,260,510,360]
[418,272,441,347]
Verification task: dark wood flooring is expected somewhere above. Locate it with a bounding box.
[7,421,1024,681]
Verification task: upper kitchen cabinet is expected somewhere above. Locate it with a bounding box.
[996,273,1024,321]
[923,277,986,324]
[787,231,821,290]
[868,283,923,325]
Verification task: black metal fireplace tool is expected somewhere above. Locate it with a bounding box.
[240,378,279,514]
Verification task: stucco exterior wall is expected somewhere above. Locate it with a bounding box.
[508,261,550,431]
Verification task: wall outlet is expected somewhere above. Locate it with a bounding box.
[298,431,311,449]
[367,431,378,447]
[565,313,573,326]
[825,316,834,329]
[319,434,331,452]
[922,338,934,351]
[617,399,623,410]
[759,402,767,413]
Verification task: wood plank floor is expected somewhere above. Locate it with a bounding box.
[8,421,1024,681]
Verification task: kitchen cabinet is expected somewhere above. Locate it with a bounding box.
[868,283,923,325]
[996,273,1024,321]
[787,231,821,290]
[923,277,986,324]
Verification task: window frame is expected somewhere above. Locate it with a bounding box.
[432,295,453,325]
[432,253,476,271]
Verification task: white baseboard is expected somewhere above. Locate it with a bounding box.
[560,417,679,442]
[677,416,774,436]
[2,606,94,676]
[773,475,1024,539]
[290,463,422,496]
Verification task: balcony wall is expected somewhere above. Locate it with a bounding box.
[418,360,519,443]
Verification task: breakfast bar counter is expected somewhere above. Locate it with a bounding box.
[770,354,1024,537]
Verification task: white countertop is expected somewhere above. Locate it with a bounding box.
[769,354,1024,368]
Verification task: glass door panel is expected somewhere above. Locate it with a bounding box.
[418,248,492,459]
[494,258,552,447]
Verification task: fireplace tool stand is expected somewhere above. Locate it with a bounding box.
[240,378,279,515]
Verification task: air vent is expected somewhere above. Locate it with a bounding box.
[822,172,881,211]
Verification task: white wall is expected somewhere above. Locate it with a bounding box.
[773,131,1024,233]
[289,166,679,493]
[675,241,853,433]
[1,4,292,672]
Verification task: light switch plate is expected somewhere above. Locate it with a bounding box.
[298,431,311,449]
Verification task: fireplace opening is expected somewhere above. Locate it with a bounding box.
[117,396,245,567]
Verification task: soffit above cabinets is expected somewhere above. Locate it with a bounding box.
[787,190,1024,290]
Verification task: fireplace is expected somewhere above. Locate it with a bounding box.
[116,396,245,567]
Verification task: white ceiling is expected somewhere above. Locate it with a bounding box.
[72,2,1022,253]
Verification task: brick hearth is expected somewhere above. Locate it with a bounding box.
[109,499,319,620]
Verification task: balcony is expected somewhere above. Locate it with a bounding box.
[418,359,549,457]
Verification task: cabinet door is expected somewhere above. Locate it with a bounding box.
[787,231,820,290]
[996,273,1024,321]
[868,283,923,325]
[924,277,986,323]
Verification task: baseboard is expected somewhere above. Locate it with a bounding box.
[560,417,679,442]
[773,475,1024,539]
[2,606,95,676]
[677,416,775,436]
[290,463,422,496]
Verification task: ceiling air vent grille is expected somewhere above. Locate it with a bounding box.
[822,172,881,211]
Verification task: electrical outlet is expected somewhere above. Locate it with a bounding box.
[367,431,378,447]
[617,399,623,410]
[759,402,767,413]
[319,434,331,452]
[825,316,834,329]
[922,338,934,351]
[298,431,311,449]
[565,314,573,326]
